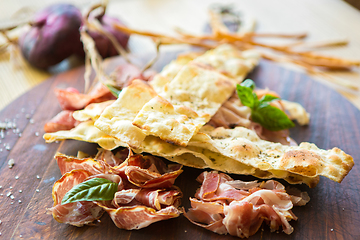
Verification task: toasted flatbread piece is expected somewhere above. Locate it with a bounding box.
[134,45,260,147]
[94,80,157,148]
[150,52,200,93]
[134,135,320,187]
[133,63,237,146]
[192,44,260,81]
[43,121,320,187]
[73,100,115,122]
[43,121,125,150]
[189,126,354,183]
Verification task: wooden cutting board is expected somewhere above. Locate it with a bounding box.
[0,51,359,240]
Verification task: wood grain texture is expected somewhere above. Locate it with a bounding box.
[0,52,359,240]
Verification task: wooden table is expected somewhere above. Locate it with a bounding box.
[0,0,360,110]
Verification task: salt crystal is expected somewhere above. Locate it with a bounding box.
[5,145,11,151]
[0,186,2,189]
[19,190,22,193]
[18,200,22,203]
[0,149,2,152]
[8,159,15,168]
[36,175,40,179]
[18,133,22,137]
[10,195,14,200]
[19,234,23,238]
[36,189,40,192]
[29,119,34,124]
[331,229,334,232]
[25,114,30,119]
[9,186,12,189]
[35,132,39,137]
[6,192,11,197]
[15,176,19,180]
[10,202,14,205]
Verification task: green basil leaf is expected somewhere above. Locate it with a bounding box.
[236,84,257,108]
[241,79,255,90]
[106,84,121,98]
[251,105,295,131]
[61,178,118,205]
[259,94,280,104]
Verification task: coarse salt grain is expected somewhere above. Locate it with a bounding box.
[6,192,11,197]
[36,175,40,179]
[25,114,30,119]
[35,132,39,136]
[9,186,12,189]
[19,190,22,193]
[10,202,14,205]
[10,195,14,200]
[331,229,334,232]
[29,119,34,124]
[15,176,19,180]
[18,200,22,203]
[36,189,40,192]
[8,159,15,168]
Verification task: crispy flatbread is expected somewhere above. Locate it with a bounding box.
[94,80,157,148]
[189,126,354,183]
[73,100,115,122]
[43,121,125,150]
[132,45,260,146]
[133,62,238,146]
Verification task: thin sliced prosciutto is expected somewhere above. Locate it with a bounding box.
[55,83,116,111]
[49,169,104,227]
[50,149,183,230]
[185,171,310,238]
[44,110,80,133]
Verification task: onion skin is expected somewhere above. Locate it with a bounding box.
[19,4,83,69]
[87,15,130,58]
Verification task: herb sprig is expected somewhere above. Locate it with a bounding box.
[236,79,295,131]
[61,178,118,205]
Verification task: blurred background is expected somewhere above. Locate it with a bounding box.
[1,0,360,110]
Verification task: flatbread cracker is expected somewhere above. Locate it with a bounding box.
[94,80,157,148]
[133,62,238,146]
[189,126,354,183]
[43,121,125,150]
[73,100,115,122]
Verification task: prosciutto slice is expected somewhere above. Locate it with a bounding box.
[55,83,116,111]
[49,169,104,227]
[51,149,183,230]
[44,110,80,133]
[185,171,310,238]
[209,90,300,146]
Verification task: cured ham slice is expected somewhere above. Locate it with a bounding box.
[44,110,80,133]
[96,203,181,230]
[49,169,104,227]
[55,83,116,111]
[51,149,183,230]
[185,171,310,238]
[208,90,308,146]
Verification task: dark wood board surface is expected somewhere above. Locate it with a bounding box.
[0,51,359,240]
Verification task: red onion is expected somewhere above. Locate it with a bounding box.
[19,4,83,69]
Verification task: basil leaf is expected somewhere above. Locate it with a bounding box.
[61,178,118,205]
[236,84,257,108]
[106,84,121,98]
[241,79,255,90]
[259,94,280,104]
[251,105,295,131]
